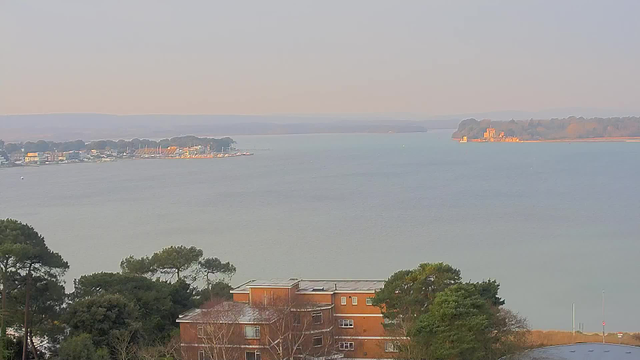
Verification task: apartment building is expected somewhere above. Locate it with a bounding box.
[178,278,402,360]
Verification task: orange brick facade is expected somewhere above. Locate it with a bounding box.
[179,279,401,360]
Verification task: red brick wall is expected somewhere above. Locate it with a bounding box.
[249,287,291,306]
[333,293,379,315]
[233,292,249,302]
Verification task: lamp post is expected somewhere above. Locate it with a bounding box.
[602,290,605,344]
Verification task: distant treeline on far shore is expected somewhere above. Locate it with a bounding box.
[0,135,236,154]
[453,116,640,141]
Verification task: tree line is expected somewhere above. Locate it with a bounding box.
[0,219,235,360]
[0,136,236,155]
[453,116,640,140]
[1,219,530,360]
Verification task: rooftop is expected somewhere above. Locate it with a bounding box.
[177,301,333,323]
[297,280,385,293]
[245,278,301,288]
[177,302,276,324]
[232,279,385,293]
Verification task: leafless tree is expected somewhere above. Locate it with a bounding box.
[491,308,531,358]
[138,336,182,360]
[379,316,418,359]
[163,333,183,359]
[110,329,137,360]
[265,301,338,360]
[138,346,164,360]
[200,303,246,360]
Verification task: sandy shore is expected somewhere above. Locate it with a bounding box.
[453,137,640,143]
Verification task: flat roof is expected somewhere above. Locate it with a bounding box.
[246,278,300,288]
[232,279,385,293]
[515,343,640,360]
[177,302,276,324]
[177,301,332,323]
[297,280,385,293]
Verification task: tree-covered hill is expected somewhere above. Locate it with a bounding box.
[452,116,640,141]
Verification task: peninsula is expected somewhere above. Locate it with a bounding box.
[453,116,640,142]
[0,135,251,167]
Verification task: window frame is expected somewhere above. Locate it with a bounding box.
[338,319,354,328]
[312,311,323,325]
[198,349,205,360]
[197,324,204,337]
[366,297,373,306]
[384,317,399,324]
[352,296,357,305]
[385,341,400,353]
[338,342,355,351]
[245,350,261,360]
[244,325,261,339]
[312,335,323,347]
[340,296,347,306]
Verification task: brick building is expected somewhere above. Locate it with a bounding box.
[178,278,403,360]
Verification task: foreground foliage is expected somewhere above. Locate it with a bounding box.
[3,220,528,360]
[374,262,529,360]
[0,218,235,360]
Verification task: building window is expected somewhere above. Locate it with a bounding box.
[198,350,205,360]
[352,296,357,305]
[293,313,301,325]
[340,296,347,305]
[244,325,260,339]
[338,342,355,351]
[338,319,354,328]
[385,341,400,353]
[197,324,204,337]
[313,336,323,347]
[246,351,261,360]
[366,297,373,306]
[312,312,323,325]
[384,318,399,324]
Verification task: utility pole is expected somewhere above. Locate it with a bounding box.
[602,290,605,344]
[572,303,575,337]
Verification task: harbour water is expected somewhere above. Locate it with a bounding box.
[1,130,639,331]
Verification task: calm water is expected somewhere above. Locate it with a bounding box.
[1,130,639,331]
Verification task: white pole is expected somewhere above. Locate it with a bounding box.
[572,303,575,336]
[602,290,605,344]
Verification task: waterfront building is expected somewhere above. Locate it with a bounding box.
[178,278,402,360]
[24,152,46,164]
[481,127,520,142]
[484,127,496,140]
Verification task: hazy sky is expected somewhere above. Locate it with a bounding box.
[2,1,639,115]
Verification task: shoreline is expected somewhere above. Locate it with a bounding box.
[453,136,640,143]
[0,152,254,170]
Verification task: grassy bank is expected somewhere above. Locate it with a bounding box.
[528,330,640,347]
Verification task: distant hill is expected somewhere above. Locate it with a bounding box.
[0,114,456,142]
[3,110,637,142]
[452,116,640,141]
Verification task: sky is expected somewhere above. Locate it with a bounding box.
[1,1,639,116]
